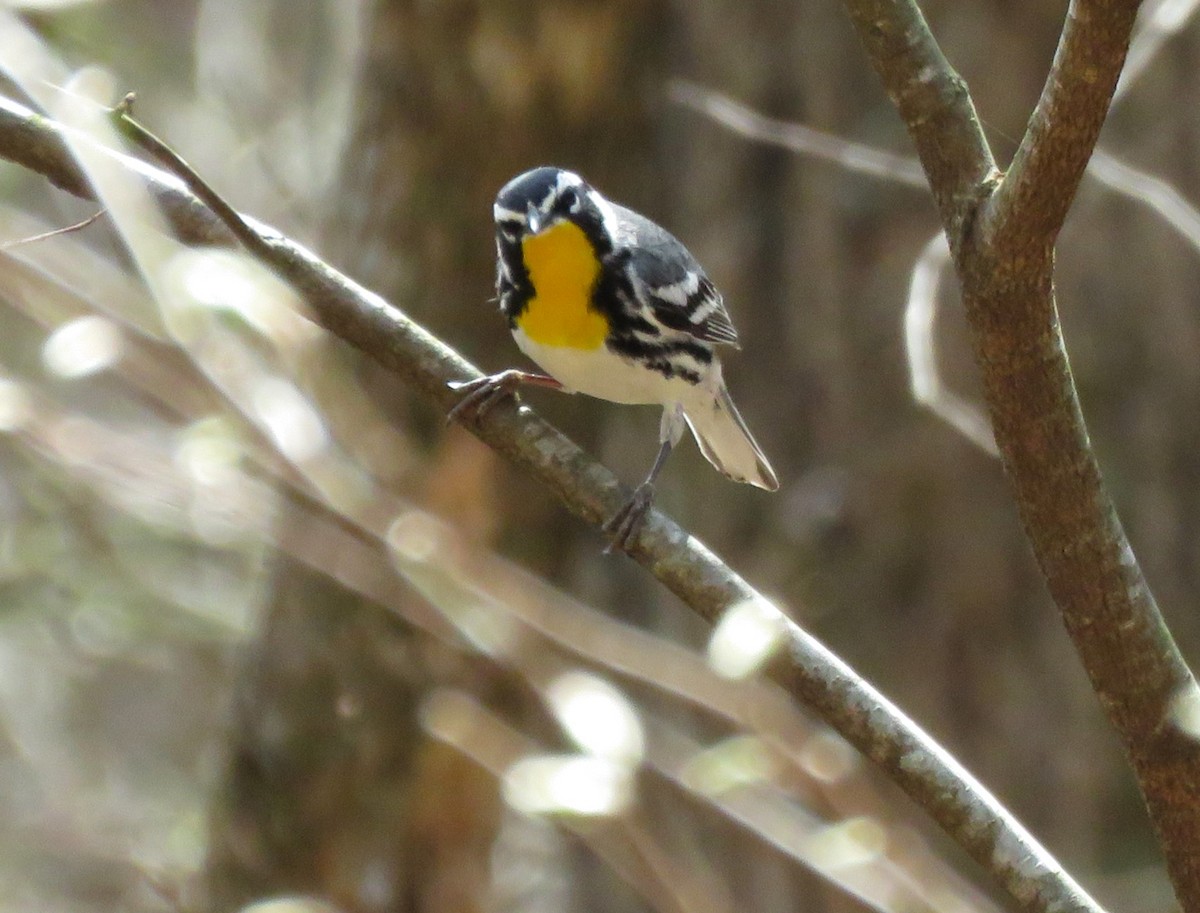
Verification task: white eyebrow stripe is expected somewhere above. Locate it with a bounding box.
[494,204,527,224]
[555,170,584,193]
[535,170,585,214]
[590,190,620,241]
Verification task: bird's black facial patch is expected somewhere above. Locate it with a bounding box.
[555,185,581,215]
[493,167,615,258]
[495,167,583,224]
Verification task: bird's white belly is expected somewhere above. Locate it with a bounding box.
[513,328,714,407]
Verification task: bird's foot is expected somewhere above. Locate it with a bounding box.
[447,371,524,424]
[603,483,655,555]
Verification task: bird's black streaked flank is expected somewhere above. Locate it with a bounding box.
[450,166,779,552]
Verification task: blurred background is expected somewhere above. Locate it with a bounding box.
[0,0,1198,911]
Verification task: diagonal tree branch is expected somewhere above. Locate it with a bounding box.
[0,94,1104,913]
[843,0,1200,908]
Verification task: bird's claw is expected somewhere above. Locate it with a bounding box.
[603,483,655,554]
[447,373,519,425]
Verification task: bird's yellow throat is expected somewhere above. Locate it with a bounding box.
[516,220,608,350]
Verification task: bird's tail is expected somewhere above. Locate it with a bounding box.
[684,385,779,491]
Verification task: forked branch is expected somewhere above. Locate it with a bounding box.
[842,0,1200,908]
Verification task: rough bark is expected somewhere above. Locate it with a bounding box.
[843,0,1200,907]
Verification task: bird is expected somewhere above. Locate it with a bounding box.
[449,166,778,552]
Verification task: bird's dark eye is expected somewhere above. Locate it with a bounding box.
[558,187,579,212]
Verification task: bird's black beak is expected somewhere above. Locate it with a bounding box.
[526,202,542,234]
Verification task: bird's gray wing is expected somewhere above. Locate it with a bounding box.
[614,206,739,346]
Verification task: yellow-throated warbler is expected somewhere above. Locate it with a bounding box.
[450,166,778,551]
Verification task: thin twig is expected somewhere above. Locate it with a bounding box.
[1090,149,1200,253]
[668,81,928,189]
[903,232,997,456]
[109,93,271,258]
[0,208,104,250]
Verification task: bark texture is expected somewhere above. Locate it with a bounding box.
[844,0,1200,908]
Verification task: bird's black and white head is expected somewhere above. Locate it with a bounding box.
[493,166,620,253]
